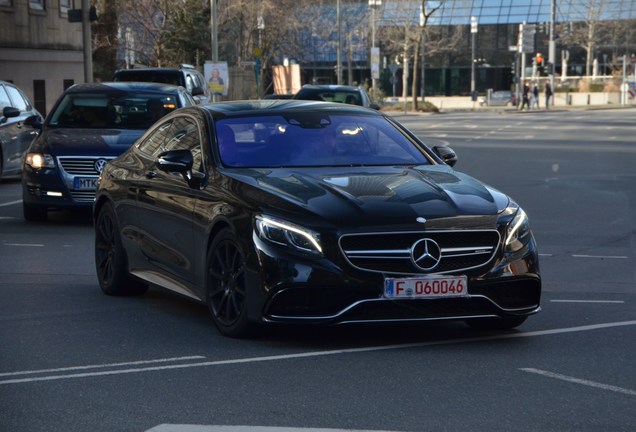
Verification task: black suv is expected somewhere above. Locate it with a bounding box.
[113,64,211,104]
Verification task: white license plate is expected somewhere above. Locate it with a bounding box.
[73,177,98,190]
[384,275,468,299]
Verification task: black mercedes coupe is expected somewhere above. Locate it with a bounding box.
[94,100,541,337]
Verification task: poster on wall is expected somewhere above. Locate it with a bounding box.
[204,61,229,96]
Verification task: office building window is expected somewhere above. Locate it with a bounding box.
[29,0,44,11]
[59,0,70,14]
[0,0,13,8]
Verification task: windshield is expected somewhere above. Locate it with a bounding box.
[216,114,432,168]
[48,93,179,129]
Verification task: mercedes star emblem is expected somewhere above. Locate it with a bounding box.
[410,238,442,271]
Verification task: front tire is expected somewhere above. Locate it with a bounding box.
[95,202,147,296]
[23,202,47,221]
[206,228,256,338]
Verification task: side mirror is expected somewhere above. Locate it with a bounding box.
[191,86,204,97]
[432,145,458,167]
[369,103,381,110]
[156,149,193,174]
[155,149,205,188]
[1,106,20,124]
[3,106,20,119]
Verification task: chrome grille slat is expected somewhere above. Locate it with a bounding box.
[339,230,500,275]
[58,156,115,175]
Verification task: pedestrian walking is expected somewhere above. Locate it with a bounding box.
[530,82,540,110]
[545,82,553,109]
[520,81,530,111]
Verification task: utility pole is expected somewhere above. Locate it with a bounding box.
[81,0,93,83]
[337,0,342,85]
[549,0,556,107]
[470,16,478,104]
[210,0,218,62]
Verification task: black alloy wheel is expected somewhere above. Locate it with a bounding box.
[23,202,47,221]
[206,229,254,338]
[95,203,147,296]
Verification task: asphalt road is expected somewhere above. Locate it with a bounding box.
[1,107,635,432]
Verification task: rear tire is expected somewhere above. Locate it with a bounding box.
[94,202,147,296]
[205,228,257,338]
[465,316,527,331]
[23,202,47,221]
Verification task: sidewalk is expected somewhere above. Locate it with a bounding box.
[384,93,636,113]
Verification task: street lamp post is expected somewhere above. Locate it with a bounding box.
[336,0,342,85]
[369,0,381,93]
[470,16,478,103]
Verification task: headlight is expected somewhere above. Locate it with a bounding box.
[504,208,531,252]
[255,215,323,257]
[25,153,55,170]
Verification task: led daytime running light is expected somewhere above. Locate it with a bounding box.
[258,216,322,254]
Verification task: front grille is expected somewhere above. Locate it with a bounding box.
[339,230,500,275]
[58,156,114,175]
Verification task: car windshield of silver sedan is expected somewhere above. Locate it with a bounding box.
[216,114,432,168]
[48,93,178,129]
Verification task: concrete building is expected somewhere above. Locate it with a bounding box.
[0,0,84,116]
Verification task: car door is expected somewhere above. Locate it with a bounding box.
[0,83,39,177]
[134,113,207,290]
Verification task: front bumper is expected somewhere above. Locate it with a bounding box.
[252,234,541,326]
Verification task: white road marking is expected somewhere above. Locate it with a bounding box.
[520,368,636,397]
[2,320,635,386]
[147,426,400,432]
[571,254,628,259]
[550,300,625,304]
[0,199,21,207]
[0,356,206,377]
[3,243,44,247]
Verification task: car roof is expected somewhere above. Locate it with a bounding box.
[64,82,184,95]
[196,100,380,118]
[299,84,363,92]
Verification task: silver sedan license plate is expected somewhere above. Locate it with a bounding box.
[384,275,468,299]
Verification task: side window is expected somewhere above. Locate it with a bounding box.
[5,85,29,111]
[137,120,174,157]
[0,85,11,110]
[165,116,204,173]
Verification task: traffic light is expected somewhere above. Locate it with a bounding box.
[536,52,544,66]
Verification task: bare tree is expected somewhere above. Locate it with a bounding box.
[558,0,608,77]
[377,0,460,109]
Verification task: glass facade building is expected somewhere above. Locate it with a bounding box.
[303,0,636,96]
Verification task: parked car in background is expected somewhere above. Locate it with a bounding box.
[0,80,41,181]
[293,84,380,109]
[94,100,541,338]
[479,90,514,107]
[113,64,211,104]
[22,82,195,221]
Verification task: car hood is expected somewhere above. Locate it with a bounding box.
[229,165,510,228]
[30,128,145,157]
